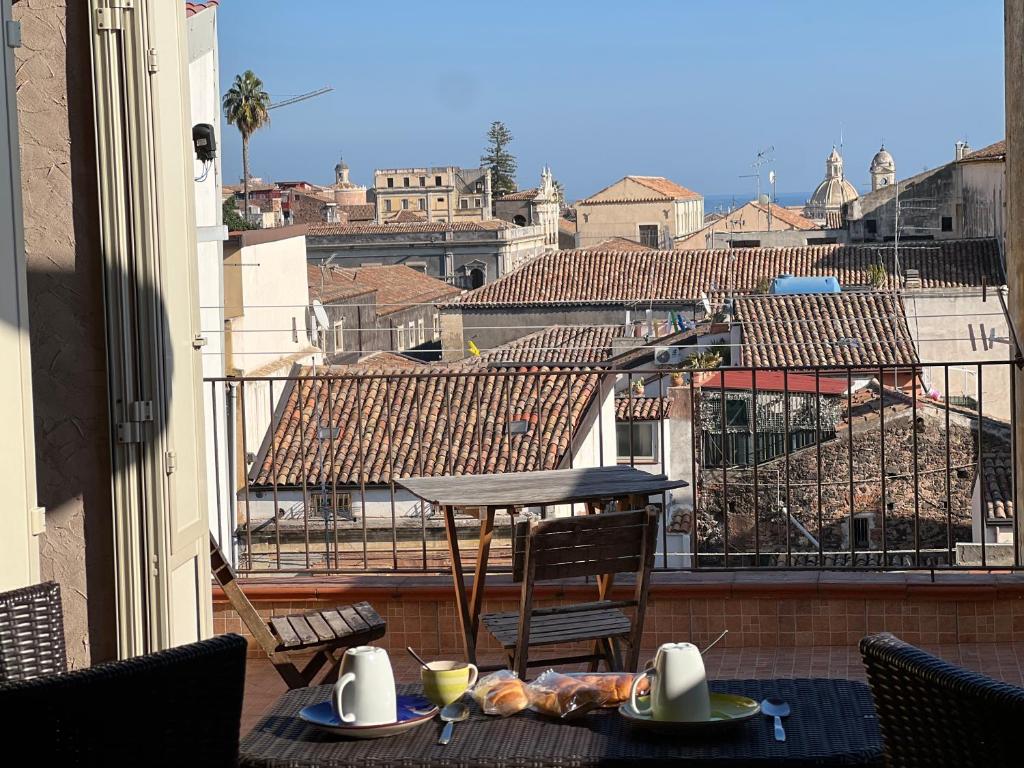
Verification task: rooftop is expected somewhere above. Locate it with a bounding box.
[961,139,1007,162]
[733,292,919,369]
[580,175,702,205]
[327,264,461,316]
[307,220,513,237]
[306,264,377,304]
[497,188,539,202]
[581,237,655,252]
[447,239,1004,308]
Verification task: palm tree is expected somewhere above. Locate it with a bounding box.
[223,70,271,217]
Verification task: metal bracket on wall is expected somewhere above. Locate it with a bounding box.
[5,20,21,48]
[95,1,133,33]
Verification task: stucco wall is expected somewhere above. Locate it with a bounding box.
[14,1,116,666]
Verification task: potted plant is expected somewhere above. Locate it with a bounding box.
[686,350,722,387]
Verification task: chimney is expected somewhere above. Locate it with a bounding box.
[955,140,971,161]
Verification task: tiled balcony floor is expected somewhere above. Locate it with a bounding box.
[241,642,1024,736]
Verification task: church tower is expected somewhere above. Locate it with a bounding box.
[335,156,350,186]
[869,145,896,192]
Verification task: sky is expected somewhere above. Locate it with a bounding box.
[215,0,1006,203]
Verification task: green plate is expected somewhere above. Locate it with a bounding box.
[619,693,761,733]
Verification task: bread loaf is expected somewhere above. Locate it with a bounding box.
[528,671,606,718]
[472,671,531,716]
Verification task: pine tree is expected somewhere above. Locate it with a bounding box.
[481,121,517,198]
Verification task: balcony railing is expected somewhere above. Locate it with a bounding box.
[204,360,1021,575]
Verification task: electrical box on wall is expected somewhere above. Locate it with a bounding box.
[192,123,216,162]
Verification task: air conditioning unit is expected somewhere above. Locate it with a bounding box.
[654,346,685,366]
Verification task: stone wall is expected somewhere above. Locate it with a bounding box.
[14,1,115,666]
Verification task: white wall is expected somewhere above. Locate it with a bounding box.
[903,288,1013,420]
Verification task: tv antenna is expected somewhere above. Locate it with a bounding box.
[738,145,775,201]
[268,86,334,111]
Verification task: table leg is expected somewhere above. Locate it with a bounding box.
[442,504,477,664]
[468,507,496,640]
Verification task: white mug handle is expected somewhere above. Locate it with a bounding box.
[466,663,479,689]
[630,669,654,715]
[332,672,357,723]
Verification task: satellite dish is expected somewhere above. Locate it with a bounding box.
[312,299,329,328]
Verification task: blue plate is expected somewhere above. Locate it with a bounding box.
[299,694,438,739]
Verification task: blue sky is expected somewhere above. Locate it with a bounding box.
[216,0,1005,202]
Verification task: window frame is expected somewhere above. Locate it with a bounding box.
[615,421,659,464]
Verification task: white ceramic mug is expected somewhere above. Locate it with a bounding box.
[332,646,397,726]
[629,642,711,722]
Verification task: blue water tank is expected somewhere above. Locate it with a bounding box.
[769,275,841,294]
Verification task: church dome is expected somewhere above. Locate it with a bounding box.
[804,146,858,219]
[870,146,895,172]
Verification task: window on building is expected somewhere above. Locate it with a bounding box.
[418,198,426,210]
[475,181,483,192]
[387,177,394,188]
[407,262,427,273]
[433,314,440,340]
[731,240,761,248]
[460,198,469,209]
[437,197,445,203]
[310,491,353,520]
[638,224,659,248]
[435,175,442,186]
[403,177,409,187]
[941,215,953,232]
[616,422,659,463]
[866,219,878,235]
[332,320,344,354]
[385,199,392,212]
[396,326,405,350]
[475,198,482,208]
[854,516,871,549]
[408,321,416,347]
[417,319,425,345]
[725,399,748,428]
[402,199,409,210]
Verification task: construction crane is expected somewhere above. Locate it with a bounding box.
[268,86,333,111]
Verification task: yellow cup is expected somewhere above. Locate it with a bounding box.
[420,661,479,708]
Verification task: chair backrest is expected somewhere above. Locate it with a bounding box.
[210,533,283,656]
[0,633,247,767]
[521,507,658,584]
[860,633,1024,767]
[0,581,67,683]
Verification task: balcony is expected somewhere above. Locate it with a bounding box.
[200,361,1024,730]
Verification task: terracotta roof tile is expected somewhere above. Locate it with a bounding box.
[185,0,218,17]
[580,175,701,205]
[558,218,576,233]
[306,265,377,304]
[250,330,614,487]
[734,292,919,368]
[307,220,512,236]
[747,201,820,230]
[335,203,375,222]
[330,265,460,316]
[387,210,428,223]
[476,325,623,365]
[498,188,539,202]
[615,396,666,422]
[982,455,1013,521]
[450,239,1002,308]
[962,140,1006,162]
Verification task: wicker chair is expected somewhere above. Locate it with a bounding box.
[860,633,1024,767]
[0,580,68,683]
[0,632,247,767]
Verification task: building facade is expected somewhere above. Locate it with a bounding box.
[493,167,560,246]
[305,220,547,289]
[575,175,704,249]
[372,166,492,223]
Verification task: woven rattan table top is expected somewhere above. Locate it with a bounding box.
[240,679,883,767]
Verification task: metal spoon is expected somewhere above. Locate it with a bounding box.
[406,646,430,670]
[760,698,791,742]
[438,701,469,745]
[701,629,729,656]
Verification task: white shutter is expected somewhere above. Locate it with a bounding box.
[89,0,211,654]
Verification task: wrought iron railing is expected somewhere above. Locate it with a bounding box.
[205,359,1020,575]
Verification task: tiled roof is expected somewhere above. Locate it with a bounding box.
[449,239,1004,308]
[185,0,218,16]
[307,220,512,236]
[307,265,377,304]
[962,140,1006,162]
[498,188,539,202]
[331,265,460,316]
[581,175,701,205]
[250,339,608,487]
[558,218,577,233]
[353,351,424,370]
[982,455,1013,522]
[583,237,654,252]
[748,201,819,230]
[335,203,375,222]
[476,325,623,365]
[733,292,919,368]
[615,396,665,422]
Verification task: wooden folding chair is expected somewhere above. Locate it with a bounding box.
[210,535,386,688]
[481,506,658,678]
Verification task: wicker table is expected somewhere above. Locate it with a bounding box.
[240,679,883,767]
[397,466,689,666]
